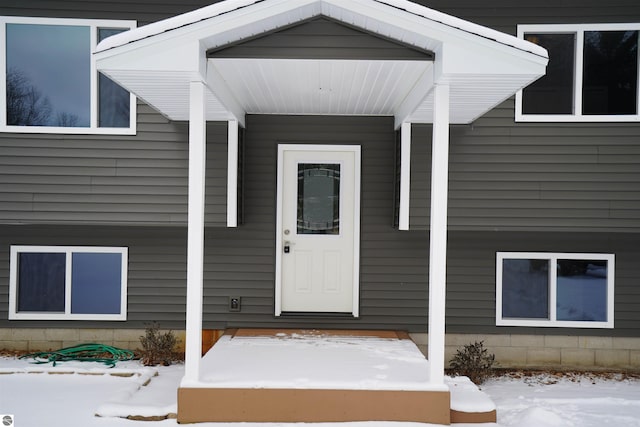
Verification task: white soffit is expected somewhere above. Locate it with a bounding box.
[210,58,432,116]
[95,0,548,125]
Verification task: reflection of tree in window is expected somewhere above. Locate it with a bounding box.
[6,68,52,126]
[98,28,130,127]
[5,23,90,127]
[6,68,81,126]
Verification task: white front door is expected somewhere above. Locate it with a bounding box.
[276,145,360,316]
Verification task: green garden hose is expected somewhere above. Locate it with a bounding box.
[20,343,135,367]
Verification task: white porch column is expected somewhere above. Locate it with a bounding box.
[184,80,207,384]
[226,120,239,228]
[427,83,450,385]
[398,122,411,231]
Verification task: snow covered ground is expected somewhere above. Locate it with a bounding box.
[0,334,638,427]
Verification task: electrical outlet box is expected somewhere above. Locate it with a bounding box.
[229,297,241,312]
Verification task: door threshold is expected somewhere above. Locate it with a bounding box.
[279,311,356,318]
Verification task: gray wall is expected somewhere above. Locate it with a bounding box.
[204,115,430,330]
[209,17,433,60]
[2,224,638,337]
[0,224,188,329]
[4,0,639,28]
[0,106,228,226]
[0,116,431,331]
[2,1,639,232]
[446,231,640,337]
[1,1,639,336]
[409,102,640,232]
[2,116,638,337]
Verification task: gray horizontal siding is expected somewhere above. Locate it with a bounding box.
[202,116,638,335]
[210,18,433,60]
[0,1,216,25]
[419,0,640,33]
[202,115,431,330]
[0,116,433,331]
[0,105,228,226]
[0,224,189,329]
[5,0,638,28]
[446,230,640,338]
[3,225,639,337]
[0,1,230,228]
[1,0,639,335]
[416,0,640,232]
[3,0,640,232]
[409,100,640,232]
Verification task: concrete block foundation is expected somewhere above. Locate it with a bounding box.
[1,328,639,371]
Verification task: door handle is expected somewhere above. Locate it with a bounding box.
[284,240,292,253]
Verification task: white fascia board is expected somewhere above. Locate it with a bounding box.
[96,0,547,73]
[322,0,547,59]
[206,61,246,127]
[439,41,547,78]
[97,38,205,75]
[373,0,547,57]
[321,0,546,127]
[96,0,546,60]
[394,62,435,129]
[96,0,320,56]
[199,0,322,51]
[96,0,262,52]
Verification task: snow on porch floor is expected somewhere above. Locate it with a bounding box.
[196,329,445,391]
[181,329,496,423]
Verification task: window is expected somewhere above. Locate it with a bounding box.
[516,23,640,122]
[1,16,136,134]
[496,252,614,328]
[9,246,128,320]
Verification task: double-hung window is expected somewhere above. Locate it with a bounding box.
[516,23,640,122]
[496,252,614,328]
[9,246,128,320]
[0,16,136,134]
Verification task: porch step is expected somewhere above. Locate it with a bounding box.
[178,329,496,424]
[448,376,497,423]
[179,387,451,423]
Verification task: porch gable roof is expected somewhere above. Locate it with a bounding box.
[95,0,548,126]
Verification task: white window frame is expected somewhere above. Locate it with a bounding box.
[9,245,128,321]
[0,16,137,135]
[516,23,640,122]
[496,252,615,328]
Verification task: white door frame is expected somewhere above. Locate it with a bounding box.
[275,144,361,317]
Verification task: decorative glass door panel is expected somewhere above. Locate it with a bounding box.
[297,163,340,235]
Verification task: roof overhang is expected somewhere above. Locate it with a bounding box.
[95,0,548,127]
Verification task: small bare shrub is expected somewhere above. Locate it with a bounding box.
[139,322,178,366]
[449,340,495,385]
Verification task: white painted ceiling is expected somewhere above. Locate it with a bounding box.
[209,58,432,116]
